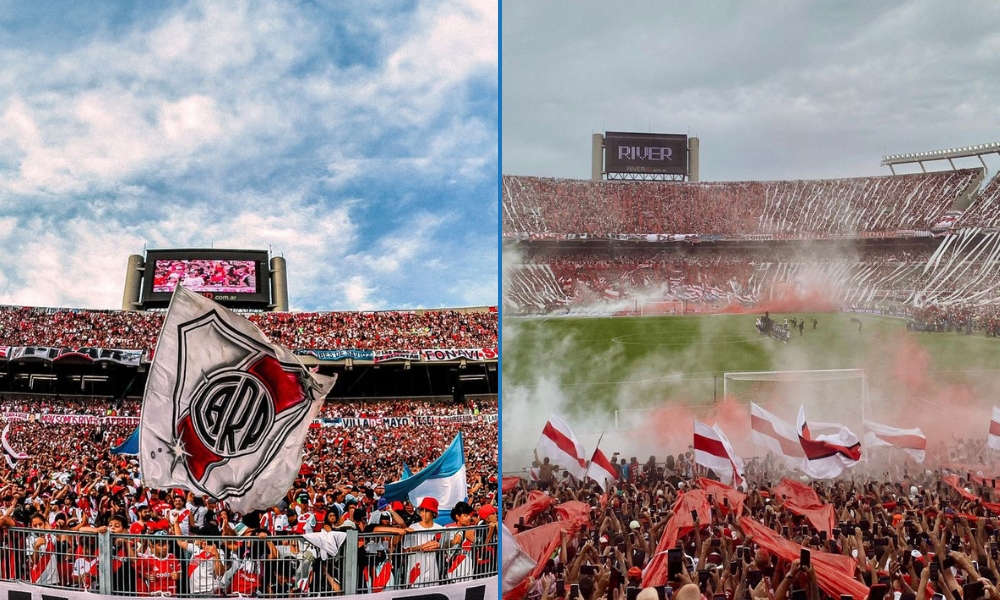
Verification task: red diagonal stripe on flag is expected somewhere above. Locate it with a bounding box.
[541,422,586,469]
[694,433,742,485]
[874,432,926,450]
[799,434,861,461]
[751,414,804,457]
[693,433,729,458]
[990,420,1000,437]
[591,448,616,474]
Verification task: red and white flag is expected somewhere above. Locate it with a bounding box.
[989,407,1000,452]
[863,420,926,463]
[750,403,803,470]
[502,524,536,594]
[537,414,587,479]
[585,447,619,491]
[693,421,745,487]
[797,406,861,479]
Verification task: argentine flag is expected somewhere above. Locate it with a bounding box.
[383,432,467,523]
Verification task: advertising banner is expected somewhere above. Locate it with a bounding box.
[420,348,498,362]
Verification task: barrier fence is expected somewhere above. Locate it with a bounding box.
[0,525,497,597]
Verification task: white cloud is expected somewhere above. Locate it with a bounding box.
[0,0,497,310]
[342,275,382,311]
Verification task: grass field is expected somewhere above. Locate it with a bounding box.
[501,311,1000,471]
[502,311,1000,419]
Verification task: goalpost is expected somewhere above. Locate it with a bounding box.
[723,369,871,475]
[723,368,871,432]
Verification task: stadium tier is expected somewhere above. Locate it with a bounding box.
[955,170,1000,229]
[505,245,943,312]
[0,304,497,351]
[1,394,498,595]
[502,169,982,239]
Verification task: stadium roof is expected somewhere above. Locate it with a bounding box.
[882,142,1000,166]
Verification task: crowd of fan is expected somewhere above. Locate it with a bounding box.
[505,442,1000,600]
[0,395,497,422]
[502,170,979,238]
[0,395,141,416]
[955,175,1000,230]
[907,306,1000,337]
[0,396,498,595]
[0,305,498,352]
[506,245,942,314]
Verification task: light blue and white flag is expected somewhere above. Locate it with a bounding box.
[383,432,467,520]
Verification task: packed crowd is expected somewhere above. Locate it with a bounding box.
[955,174,1000,230]
[502,170,979,239]
[505,444,1000,600]
[0,305,498,352]
[504,245,942,315]
[0,395,142,416]
[506,242,1000,329]
[0,395,498,595]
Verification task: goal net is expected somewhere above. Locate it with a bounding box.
[723,369,870,435]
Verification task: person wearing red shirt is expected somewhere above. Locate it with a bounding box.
[129,504,169,534]
[139,534,181,596]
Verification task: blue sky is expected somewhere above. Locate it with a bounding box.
[0,0,497,311]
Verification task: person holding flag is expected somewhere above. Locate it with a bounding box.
[536,414,588,482]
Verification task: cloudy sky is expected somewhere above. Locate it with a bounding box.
[0,0,497,311]
[503,1,1000,182]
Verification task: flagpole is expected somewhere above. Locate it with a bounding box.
[590,430,606,488]
[592,430,606,462]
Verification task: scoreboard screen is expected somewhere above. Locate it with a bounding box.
[605,132,688,176]
[142,249,270,307]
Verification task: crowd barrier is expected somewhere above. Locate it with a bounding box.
[0,526,497,598]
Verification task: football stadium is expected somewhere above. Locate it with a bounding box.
[501,133,1000,599]
[0,248,499,597]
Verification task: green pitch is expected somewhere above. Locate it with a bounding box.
[502,312,1000,415]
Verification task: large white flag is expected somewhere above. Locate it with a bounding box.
[749,403,803,470]
[990,407,1000,452]
[693,421,745,487]
[139,286,335,512]
[797,406,861,479]
[536,414,587,479]
[502,524,536,593]
[863,420,926,463]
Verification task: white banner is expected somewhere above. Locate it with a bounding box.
[419,348,499,362]
[139,286,335,512]
[4,413,497,428]
[0,577,498,600]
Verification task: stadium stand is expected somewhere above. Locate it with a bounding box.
[954,171,1000,229]
[0,305,498,351]
[0,395,498,594]
[502,169,981,238]
[505,246,945,313]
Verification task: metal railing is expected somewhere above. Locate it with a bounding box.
[0,525,497,597]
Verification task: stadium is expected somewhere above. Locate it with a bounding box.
[0,248,499,597]
[501,133,1000,599]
